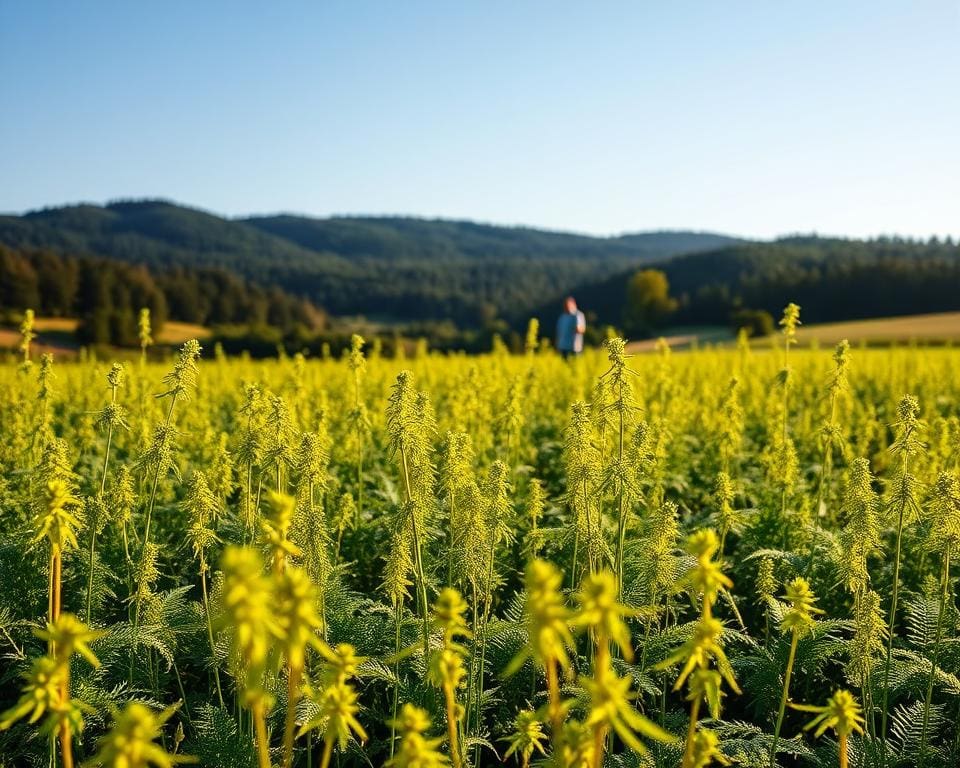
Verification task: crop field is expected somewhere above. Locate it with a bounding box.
[791,313,960,346]
[626,313,960,354]
[1,307,960,768]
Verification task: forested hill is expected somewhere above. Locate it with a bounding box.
[554,236,960,328]
[0,200,739,325]
[0,245,325,347]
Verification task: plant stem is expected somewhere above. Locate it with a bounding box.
[592,722,606,768]
[85,529,98,623]
[682,697,701,768]
[546,657,563,754]
[253,701,272,768]
[131,393,178,686]
[245,462,253,544]
[770,631,799,768]
[584,478,595,575]
[390,602,401,758]
[570,517,580,590]
[591,634,609,768]
[446,492,457,586]
[473,546,497,760]
[59,660,73,768]
[357,446,364,520]
[59,720,73,768]
[919,548,951,764]
[444,679,463,768]
[52,552,62,623]
[200,565,225,708]
[815,390,838,526]
[172,661,193,727]
[465,581,479,735]
[399,445,430,659]
[879,483,907,767]
[354,370,364,521]
[319,737,334,768]
[614,377,627,597]
[142,395,178,548]
[86,381,117,623]
[47,552,55,632]
[282,664,303,768]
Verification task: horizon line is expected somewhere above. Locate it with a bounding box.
[5,196,959,244]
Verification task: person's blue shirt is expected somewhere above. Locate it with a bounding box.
[556,310,585,353]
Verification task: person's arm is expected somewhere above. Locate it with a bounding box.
[576,311,586,334]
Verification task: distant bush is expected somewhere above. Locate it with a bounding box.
[731,308,775,337]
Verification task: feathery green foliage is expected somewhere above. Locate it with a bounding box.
[1,321,960,768]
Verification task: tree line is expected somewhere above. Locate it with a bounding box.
[0,246,325,346]
[557,237,960,337]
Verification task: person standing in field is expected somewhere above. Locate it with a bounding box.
[555,295,586,359]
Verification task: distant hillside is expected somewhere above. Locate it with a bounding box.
[0,200,739,325]
[555,236,960,331]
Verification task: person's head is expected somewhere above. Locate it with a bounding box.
[564,296,577,313]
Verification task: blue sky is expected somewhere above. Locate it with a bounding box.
[1,1,957,238]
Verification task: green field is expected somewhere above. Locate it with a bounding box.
[1,310,959,768]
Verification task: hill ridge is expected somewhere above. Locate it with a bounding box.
[0,199,741,324]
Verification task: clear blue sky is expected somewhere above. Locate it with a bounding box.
[1,1,957,239]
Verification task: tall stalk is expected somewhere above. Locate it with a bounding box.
[185,470,225,708]
[777,304,800,525]
[919,549,950,763]
[770,632,799,768]
[590,625,611,768]
[275,566,323,768]
[815,341,850,524]
[138,307,152,367]
[390,601,402,757]
[473,544,495,752]
[919,471,960,762]
[654,531,739,768]
[384,372,436,753]
[387,373,432,658]
[401,446,431,659]
[348,334,368,518]
[464,580,480,735]
[878,498,905,762]
[34,480,82,642]
[438,431,471,589]
[472,461,512,764]
[506,560,574,759]
[131,340,201,682]
[252,701,271,768]
[770,577,821,768]
[613,372,627,593]
[431,589,469,768]
[879,396,924,766]
[86,364,126,623]
[576,570,674,767]
[564,401,599,587]
[237,384,263,544]
[792,690,865,768]
[200,562,225,707]
[600,338,636,597]
[130,392,178,685]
